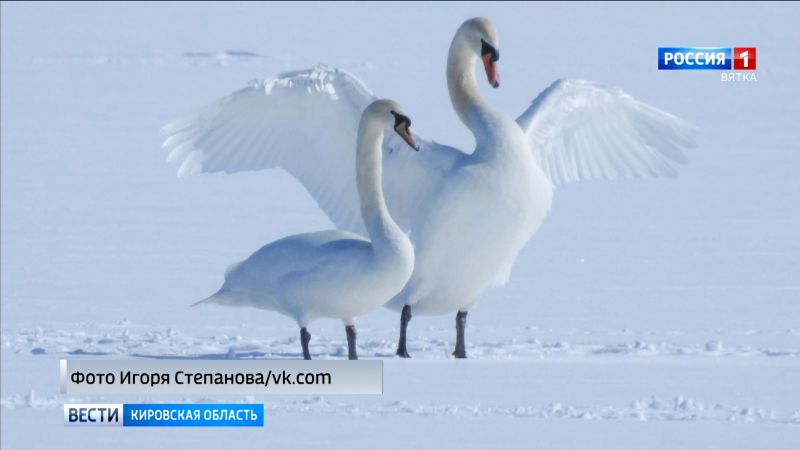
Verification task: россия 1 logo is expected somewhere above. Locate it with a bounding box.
[658,47,757,81]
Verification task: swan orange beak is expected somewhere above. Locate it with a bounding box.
[391,111,419,151]
[483,53,500,88]
[395,123,419,151]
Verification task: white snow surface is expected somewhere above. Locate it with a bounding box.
[2,2,799,449]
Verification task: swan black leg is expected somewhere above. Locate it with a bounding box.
[300,327,311,360]
[452,310,468,359]
[345,325,358,360]
[396,305,412,358]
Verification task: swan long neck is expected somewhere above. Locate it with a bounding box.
[447,32,491,127]
[355,114,404,253]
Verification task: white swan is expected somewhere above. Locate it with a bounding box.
[163,18,697,358]
[195,99,418,360]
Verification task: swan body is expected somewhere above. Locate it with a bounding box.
[391,112,552,316]
[207,229,394,324]
[164,18,697,358]
[196,99,417,359]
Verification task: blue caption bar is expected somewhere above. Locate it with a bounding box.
[123,404,263,427]
[658,47,731,70]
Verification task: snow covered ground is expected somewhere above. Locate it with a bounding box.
[2,2,799,449]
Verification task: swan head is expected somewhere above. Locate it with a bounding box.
[365,99,419,151]
[459,17,500,88]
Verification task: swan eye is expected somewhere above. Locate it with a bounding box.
[481,39,499,62]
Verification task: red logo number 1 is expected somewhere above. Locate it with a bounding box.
[733,47,757,70]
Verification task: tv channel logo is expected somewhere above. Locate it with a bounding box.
[732,47,756,70]
[64,404,123,427]
[658,47,756,70]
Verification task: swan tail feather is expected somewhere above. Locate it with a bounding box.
[192,289,239,307]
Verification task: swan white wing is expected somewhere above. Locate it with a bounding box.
[516,78,698,186]
[162,65,463,236]
[162,65,374,234]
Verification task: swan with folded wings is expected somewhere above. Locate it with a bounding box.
[195,99,419,360]
[163,17,697,359]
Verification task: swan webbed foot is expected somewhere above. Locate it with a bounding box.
[452,310,468,359]
[345,325,358,360]
[300,327,312,360]
[396,305,412,358]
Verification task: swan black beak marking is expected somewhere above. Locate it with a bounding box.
[481,39,500,88]
[391,111,420,151]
